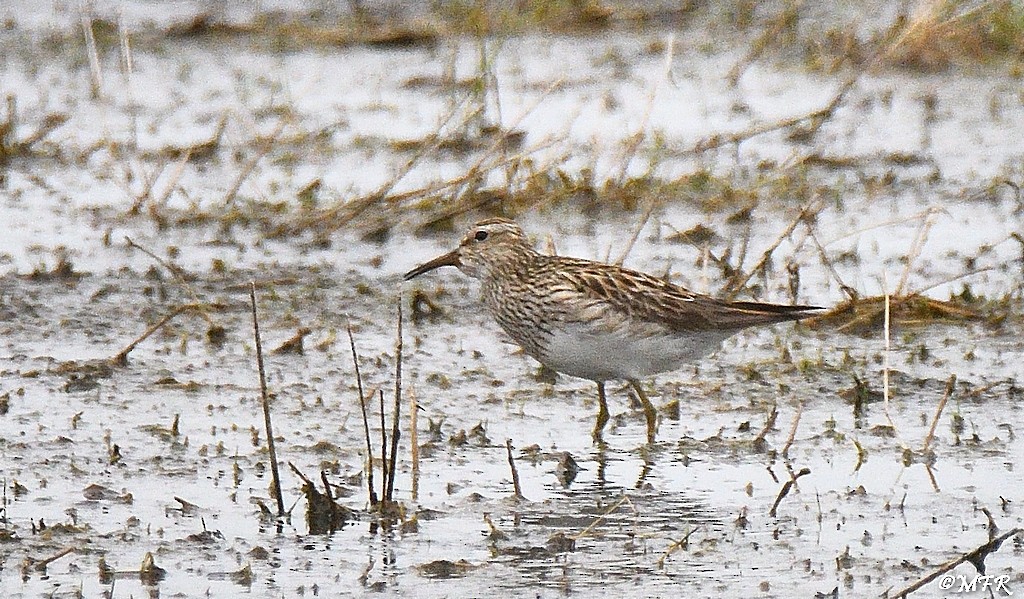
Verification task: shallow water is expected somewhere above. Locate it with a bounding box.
[2,3,1023,598]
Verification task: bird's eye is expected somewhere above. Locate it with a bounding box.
[474,230,489,242]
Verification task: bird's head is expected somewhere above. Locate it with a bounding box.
[404,218,529,281]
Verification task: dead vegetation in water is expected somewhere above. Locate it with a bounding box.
[807,0,1024,74]
[29,0,1022,73]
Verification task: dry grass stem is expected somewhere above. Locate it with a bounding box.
[806,226,858,302]
[322,100,482,228]
[723,200,823,300]
[223,117,289,206]
[410,385,419,502]
[80,10,103,99]
[726,4,802,87]
[152,150,192,208]
[684,68,859,158]
[111,303,201,366]
[378,389,388,505]
[249,282,285,517]
[921,375,956,455]
[347,322,377,506]
[782,401,803,459]
[613,201,657,267]
[386,300,403,502]
[573,495,634,541]
[30,547,76,572]
[656,525,702,569]
[895,207,941,297]
[505,439,524,500]
[753,404,779,451]
[881,291,901,445]
[612,32,674,186]
[124,237,220,334]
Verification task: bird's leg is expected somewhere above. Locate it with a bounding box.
[592,381,609,442]
[629,380,657,443]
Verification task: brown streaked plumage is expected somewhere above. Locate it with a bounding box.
[404,218,821,443]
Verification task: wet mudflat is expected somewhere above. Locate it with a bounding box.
[1,2,1024,598]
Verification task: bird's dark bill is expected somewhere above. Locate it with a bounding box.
[404,250,461,280]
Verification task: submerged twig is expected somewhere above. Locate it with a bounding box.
[250,282,285,517]
[347,322,377,506]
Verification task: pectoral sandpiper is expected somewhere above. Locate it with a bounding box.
[404,218,820,443]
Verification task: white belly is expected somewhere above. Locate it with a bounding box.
[537,325,733,382]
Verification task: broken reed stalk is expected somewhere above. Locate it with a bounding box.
[505,439,523,500]
[385,301,403,502]
[111,303,200,366]
[922,375,956,455]
[378,389,388,504]
[768,467,810,517]
[410,385,419,502]
[781,401,803,459]
[889,527,1023,598]
[28,547,75,572]
[347,322,377,506]
[249,282,285,517]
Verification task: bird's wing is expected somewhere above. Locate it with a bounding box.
[555,258,816,332]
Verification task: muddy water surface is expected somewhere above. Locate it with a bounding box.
[2,3,1023,598]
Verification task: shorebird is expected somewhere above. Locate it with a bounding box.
[404,218,820,443]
